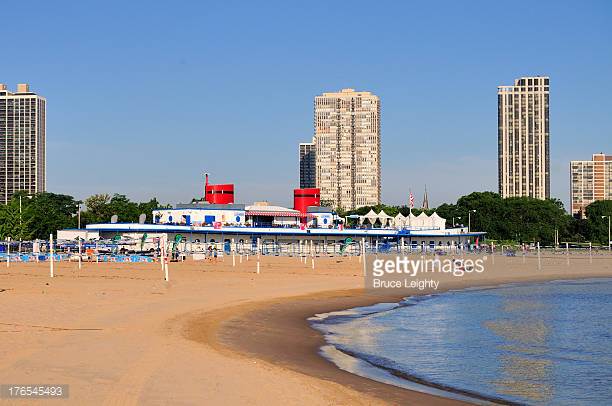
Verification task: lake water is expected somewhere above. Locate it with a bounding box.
[310,278,612,405]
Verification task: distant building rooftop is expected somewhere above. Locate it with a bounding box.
[307,206,333,213]
[175,203,245,210]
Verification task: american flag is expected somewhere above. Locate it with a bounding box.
[409,191,414,208]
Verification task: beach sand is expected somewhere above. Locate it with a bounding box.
[0,253,610,405]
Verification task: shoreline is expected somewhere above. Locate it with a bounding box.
[311,276,612,406]
[187,288,466,405]
[1,255,610,404]
[191,259,612,405]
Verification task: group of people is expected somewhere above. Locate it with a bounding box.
[205,245,219,262]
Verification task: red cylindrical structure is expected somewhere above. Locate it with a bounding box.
[205,183,235,204]
[293,188,320,213]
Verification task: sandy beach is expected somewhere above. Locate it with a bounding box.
[1,253,611,405]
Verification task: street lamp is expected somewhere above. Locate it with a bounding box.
[603,216,611,252]
[453,216,461,228]
[18,194,33,248]
[78,203,82,229]
[468,210,476,233]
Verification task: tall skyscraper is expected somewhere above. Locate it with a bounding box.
[313,88,380,210]
[570,153,612,218]
[0,83,46,204]
[299,142,316,189]
[498,76,550,199]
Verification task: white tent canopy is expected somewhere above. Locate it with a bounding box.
[357,210,446,230]
[400,211,447,230]
[393,213,406,227]
[360,209,379,225]
[413,212,430,228]
[377,210,393,226]
[358,210,446,230]
[428,212,446,230]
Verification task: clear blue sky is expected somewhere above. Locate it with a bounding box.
[3,0,611,209]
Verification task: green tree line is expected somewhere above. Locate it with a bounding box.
[0,191,168,240]
[342,191,612,246]
[2,190,610,245]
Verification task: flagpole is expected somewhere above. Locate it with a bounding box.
[408,189,413,228]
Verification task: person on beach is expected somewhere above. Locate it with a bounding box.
[213,248,218,262]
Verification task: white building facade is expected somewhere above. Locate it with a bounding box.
[153,204,246,226]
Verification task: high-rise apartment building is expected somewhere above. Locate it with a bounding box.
[0,83,46,204]
[570,153,612,218]
[299,142,316,189]
[498,76,550,199]
[313,88,380,210]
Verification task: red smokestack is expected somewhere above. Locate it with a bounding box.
[294,188,320,213]
[203,174,234,204]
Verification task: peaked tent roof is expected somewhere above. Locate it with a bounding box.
[393,212,406,226]
[377,210,392,219]
[360,209,379,224]
[363,209,378,219]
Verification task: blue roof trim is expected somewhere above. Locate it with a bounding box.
[85,223,486,238]
[404,233,486,237]
[153,207,246,211]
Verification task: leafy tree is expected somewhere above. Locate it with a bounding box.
[138,198,165,223]
[0,198,22,239]
[343,191,585,244]
[584,200,612,245]
[107,194,139,222]
[501,197,568,243]
[19,192,79,239]
[0,191,78,239]
[0,191,169,239]
[81,193,112,224]
[80,194,168,226]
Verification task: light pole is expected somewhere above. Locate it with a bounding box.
[19,196,23,239]
[453,216,461,228]
[468,210,476,233]
[19,196,22,253]
[19,195,33,251]
[603,216,611,252]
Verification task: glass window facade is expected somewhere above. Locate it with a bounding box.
[498,77,550,200]
[0,86,46,204]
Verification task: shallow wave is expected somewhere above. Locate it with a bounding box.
[310,278,612,405]
[327,344,522,405]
